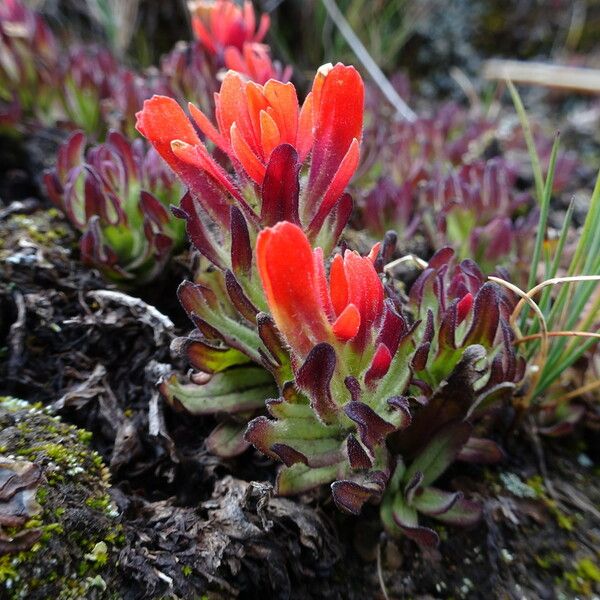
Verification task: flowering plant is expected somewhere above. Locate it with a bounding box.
[188,0,270,58]
[137,57,524,546]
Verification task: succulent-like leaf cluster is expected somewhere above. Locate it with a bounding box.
[44,130,185,283]
[0,0,59,126]
[359,100,577,275]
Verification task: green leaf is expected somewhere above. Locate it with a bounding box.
[185,338,251,373]
[411,486,461,516]
[404,421,472,487]
[392,490,418,528]
[205,421,250,458]
[276,462,344,495]
[160,367,276,415]
[431,496,482,526]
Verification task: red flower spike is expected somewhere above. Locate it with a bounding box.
[257,222,385,358]
[189,0,269,56]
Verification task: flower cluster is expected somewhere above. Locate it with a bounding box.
[188,0,291,85]
[44,130,185,283]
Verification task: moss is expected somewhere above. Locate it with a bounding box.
[563,557,600,595]
[0,398,120,599]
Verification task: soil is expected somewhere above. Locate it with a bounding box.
[0,131,599,599]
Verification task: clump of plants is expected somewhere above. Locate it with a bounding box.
[44,130,185,283]
[130,44,591,549]
[0,0,59,127]
[5,0,598,560]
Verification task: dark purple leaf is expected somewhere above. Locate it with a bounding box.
[329,193,353,247]
[331,480,376,515]
[464,282,500,348]
[257,312,289,366]
[206,421,250,457]
[411,342,430,371]
[271,444,309,467]
[344,377,362,403]
[346,434,372,469]
[225,270,259,323]
[344,401,396,452]
[457,437,505,463]
[178,192,225,269]
[296,343,338,423]
[260,143,300,226]
[404,421,472,486]
[230,206,252,276]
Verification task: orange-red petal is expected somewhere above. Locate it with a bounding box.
[332,303,361,341]
[257,222,330,356]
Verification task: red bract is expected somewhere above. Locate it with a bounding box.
[224,42,292,85]
[191,70,313,184]
[188,0,269,56]
[136,63,363,246]
[256,221,383,358]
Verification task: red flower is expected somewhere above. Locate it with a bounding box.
[224,42,292,85]
[189,0,269,56]
[136,63,364,241]
[257,221,383,358]
[190,70,313,184]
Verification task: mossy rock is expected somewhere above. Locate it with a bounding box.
[0,397,121,600]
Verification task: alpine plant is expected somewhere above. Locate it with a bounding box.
[0,0,59,127]
[44,130,185,284]
[138,62,523,546]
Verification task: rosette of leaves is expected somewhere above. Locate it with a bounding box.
[421,159,531,271]
[407,246,525,395]
[379,248,525,546]
[58,45,167,138]
[44,130,185,284]
[0,0,59,128]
